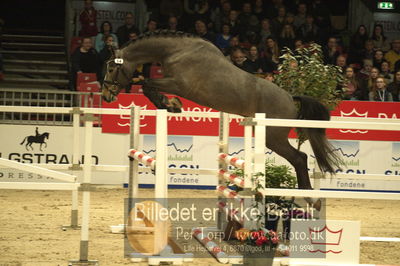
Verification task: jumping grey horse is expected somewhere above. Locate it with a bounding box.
[101,31,339,190]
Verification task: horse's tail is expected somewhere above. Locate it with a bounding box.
[293,96,341,173]
[20,137,27,145]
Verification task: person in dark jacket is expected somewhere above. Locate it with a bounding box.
[116,12,141,46]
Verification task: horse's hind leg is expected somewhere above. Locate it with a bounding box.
[266,128,312,189]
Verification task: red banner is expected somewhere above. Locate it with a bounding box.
[102,94,400,141]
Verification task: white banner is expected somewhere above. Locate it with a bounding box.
[0,124,400,192]
[373,12,400,42]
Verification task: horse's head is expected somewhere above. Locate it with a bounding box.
[101,49,132,103]
[44,132,50,139]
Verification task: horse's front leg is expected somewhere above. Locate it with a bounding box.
[142,78,182,113]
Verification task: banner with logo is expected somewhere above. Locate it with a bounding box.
[102,94,400,141]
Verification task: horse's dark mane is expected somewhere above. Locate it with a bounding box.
[120,30,201,49]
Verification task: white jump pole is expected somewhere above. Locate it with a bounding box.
[217,112,229,231]
[154,109,168,254]
[129,106,141,200]
[69,111,80,229]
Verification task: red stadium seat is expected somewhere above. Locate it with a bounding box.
[70,36,83,54]
[149,65,163,79]
[130,85,143,93]
[76,73,97,88]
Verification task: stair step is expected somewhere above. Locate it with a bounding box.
[2,42,65,50]
[5,68,68,75]
[2,77,69,86]
[3,59,66,66]
[2,34,64,43]
[0,50,65,55]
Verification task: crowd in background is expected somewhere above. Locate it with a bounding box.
[72,0,400,102]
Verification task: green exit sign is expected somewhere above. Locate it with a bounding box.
[378,2,394,9]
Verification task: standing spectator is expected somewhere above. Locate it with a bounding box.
[380,61,393,84]
[384,39,400,72]
[342,67,360,100]
[348,25,369,65]
[369,77,393,102]
[194,19,216,44]
[144,18,158,34]
[323,37,340,65]
[298,14,319,44]
[279,24,296,50]
[335,55,347,73]
[371,24,390,52]
[387,71,400,101]
[293,3,307,30]
[116,13,140,46]
[71,37,101,88]
[244,45,264,73]
[94,21,118,52]
[258,19,274,49]
[372,49,385,71]
[215,24,232,53]
[271,7,286,37]
[79,0,97,37]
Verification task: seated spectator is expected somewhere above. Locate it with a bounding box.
[227,10,240,37]
[244,45,264,73]
[279,24,296,50]
[261,37,280,71]
[284,12,295,28]
[166,16,182,32]
[298,14,319,44]
[128,32,138,42]
[380,61,393,84]
[293,3,307,30]
[373,49,385,71]
[215,23,232,53]
[348,25,368,65]
[258,19,274,49]
[366,67,380,93]
[342,66,360,100]
[384,39,400,72]
[193,0,212,26]
[253,0,267,22]
[387,71,400,101]
[356,59,373,100]
[94,21,118,52]
[294,39,304,50]
[230,46,253,73]
[194,19,216,44]
[160,0,183,26]
[323,37,340,65]
[360,39,375,62]
[224,35,240,56]
[99,35,117,77]
[357,59,373,80]
[237,2,259,42]
[371,24,390,52]
[266,0,284,19]
[210,0,231,32]
[369,76,393,102]
[336,55,347,73]
[71,37,101,88]
[144,18,158,34]
[116,12,140,46]
[79,0,97,37]
[264,72,275,82]
[310,0,331,31]
[271,7,286,37]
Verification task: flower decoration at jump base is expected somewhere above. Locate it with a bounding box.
[235,228,280,247]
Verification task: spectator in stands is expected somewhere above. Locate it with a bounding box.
[227,10,240,37]
[342,66,359,100]
[369,77,393,102]
[71,37,101,88]
[380,61,393,84]
[209,0,229,33]
[94,21,118,52]
[336,55,347,73]
[310,0,331,32]
[357,59,373,80]
[323,37,340,65]
[388,71,400,101]
[294,39,304,50]
[356,59,373,100]
[230,46,253,73]
[371,24,390,52]
[128,32,138,42]
[360,39,375,62]
[215,23,232,53]
[366,67,380,93]
[237,2,259,41]
[284,12,295,29]
[293,3,307,30]
[224,35,240,56]
[160,0,183,26]
[99,35,117,78]
[193,0,212,26]
[166,16,181,31]
[384,39,400,72]
[279,24,296,50]
[194,19,216,44]
[271,7,286,37]
[348,25,368,65]
[266,0,284,19]
[253,0,266,21]
[144,18,158,34]
[264,72,275,82]
[244,45,264,73]
[116,13,140,46]
[298,14,319,44]
[258,19,274,49]
[79,0,97,37]
[372,49,385,71]
[262,37,280,71]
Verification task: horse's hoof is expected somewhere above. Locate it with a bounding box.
[304,197,322,211]
[172,107,182,113]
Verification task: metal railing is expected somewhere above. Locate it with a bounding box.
[0,88,102,125]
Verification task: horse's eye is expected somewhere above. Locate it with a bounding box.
[108,69,113,73]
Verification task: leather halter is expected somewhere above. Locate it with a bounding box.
[103,58,130,89]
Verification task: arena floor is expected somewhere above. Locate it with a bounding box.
[0,187,399,265]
